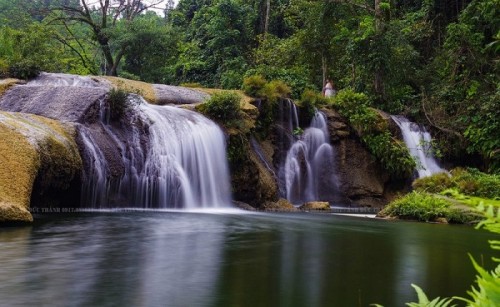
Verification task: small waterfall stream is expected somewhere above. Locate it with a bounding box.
[282,111,337,204]
[391,115,446,178]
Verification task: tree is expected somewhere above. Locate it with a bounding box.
[51,0,166,76]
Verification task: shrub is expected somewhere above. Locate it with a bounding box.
[379,191,452,222]
[412,172,453,193]
[8,60,40,80]
[451,168,500,199]
[198,91,242,123]
[330,88,371,118]
[259,80,291,102]
[242,74,267,97]
[298,89,328,119]
[107,88,130,121]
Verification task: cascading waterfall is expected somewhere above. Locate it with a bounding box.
[136,102,231,208]
[80,96,232,209]
[282,111,337,204]
[391,115,446,178]
[2,73,232,209]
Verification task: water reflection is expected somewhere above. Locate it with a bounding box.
[0,213,494,307]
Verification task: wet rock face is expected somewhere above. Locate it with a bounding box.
[0,86,108,123]
[323,108,391,207]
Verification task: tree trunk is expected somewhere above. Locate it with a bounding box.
[373,0,385,98]
[322,53,327,88]
[264,0,270,34]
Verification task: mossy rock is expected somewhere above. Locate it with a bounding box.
[0,78,23,97]
[261,198,298,212]
[0,112,82,223]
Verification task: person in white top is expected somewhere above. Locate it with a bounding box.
[323,79,336,97]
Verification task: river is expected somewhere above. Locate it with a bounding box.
[0,211,494,306]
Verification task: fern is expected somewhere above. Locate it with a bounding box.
[405,284,455,307]
[453,204,500,306]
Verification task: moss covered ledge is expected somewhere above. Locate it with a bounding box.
[0,112,82,224]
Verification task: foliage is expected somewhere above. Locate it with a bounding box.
[297,89,328,119]
[197,91,242,125]
[7,60,40,80]
[412,173,453,193]
[107,88,130,121]
[242,74,267,97]
[259,80,291,103]
[331,89,416,177]
[1,0,498,174]
[450,168,500,199]
[379,191,453,222]
[413,168,500,199]
[405,284,455,307]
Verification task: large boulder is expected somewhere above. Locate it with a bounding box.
[322,108,393,207]
[0,112,82,223]
[0,75,108,123]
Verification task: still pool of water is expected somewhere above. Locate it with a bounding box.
[0,211,496,307]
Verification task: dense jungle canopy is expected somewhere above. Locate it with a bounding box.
[0,0,498,173]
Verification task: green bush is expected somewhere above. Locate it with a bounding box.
[242,74,267,97]
[298,89,328,119]
[451,168,500,199]
[259,80,291,102]
[197,91,242,123]
[412,172,453,193]
[379,191,452,222]
[8,60,40,80]
[413,168,499,199]
[107,88,130,121]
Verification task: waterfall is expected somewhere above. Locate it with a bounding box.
[282,111,337,204]
[391,115,446,178]
[0,73,232,209]
[79,96,232,209]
